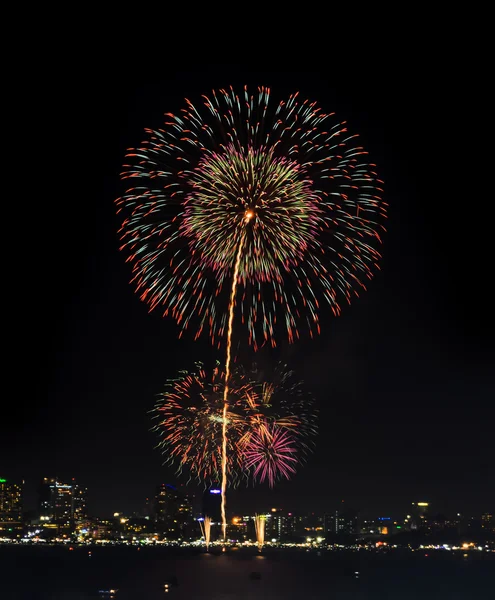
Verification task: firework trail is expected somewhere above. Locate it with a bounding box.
[118,87,385,541]
[254,514,266,552]
[221,212,254,539]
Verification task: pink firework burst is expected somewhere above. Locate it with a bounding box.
[241,422,298,487]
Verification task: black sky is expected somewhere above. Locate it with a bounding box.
[9,58,493,519]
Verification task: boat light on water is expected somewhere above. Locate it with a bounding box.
[98,589,118,598]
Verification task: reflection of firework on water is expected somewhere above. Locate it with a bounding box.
[152,362,317,487]
[116,87,386,350]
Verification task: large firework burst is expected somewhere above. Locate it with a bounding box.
[116,86,386,349]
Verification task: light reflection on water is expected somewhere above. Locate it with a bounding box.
[0,546,493,600]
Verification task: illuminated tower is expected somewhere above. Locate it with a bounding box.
[481,512,493,532]
[54,483,73,525]
[154,483,194,538]
[38,477,83,533]
[155,484,180,524]
[266,508,283,540]
[410,501,429,530]
[0,477,23,535]
[39,477,56,520]
[324,508,358,535]
[72,482,88,521]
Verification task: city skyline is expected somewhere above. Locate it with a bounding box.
[2,472,494,557]
[2,474,493,525]
[8,65,494,521]
[2,473,493,534]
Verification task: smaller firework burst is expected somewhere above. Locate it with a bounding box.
[152,362,260,487]
[238,362,318,487]
[242,422,298,487]
[152,362,317,488]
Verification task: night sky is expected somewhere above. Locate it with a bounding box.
[10,61,493,520]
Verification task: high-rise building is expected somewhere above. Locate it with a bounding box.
[375,517,392,535]
[0,477,23,535]
[323,513,334,534]
[280,513,304,539]
[142,496,154,519]
[410,501,429,530]
[155,484,180,524]
[481,512,493,532]
[39,478,72,525]
[176,493,194,537]
[202,485,222,522]
[154,484,194,538]
[303,512,324,536]
[324,509,358,535]
[177,494,193,521]
[38,477,87,533]
[266,508,283,540]
[39,477,55,520]
[72,482,88,521]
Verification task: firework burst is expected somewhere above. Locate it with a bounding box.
[242,423,298,487]
[120,86,384,540]
[116,86,386,350]
[152,362,317,488]
[152,363,259,486]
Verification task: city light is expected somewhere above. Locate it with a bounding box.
[1,476,493,557]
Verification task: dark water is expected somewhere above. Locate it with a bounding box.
[1,545,493,599]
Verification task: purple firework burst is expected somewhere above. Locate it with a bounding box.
[241,421,298,487]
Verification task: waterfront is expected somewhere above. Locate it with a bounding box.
[1,545,494,599]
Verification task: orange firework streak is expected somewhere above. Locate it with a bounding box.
[221,211,253,541]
